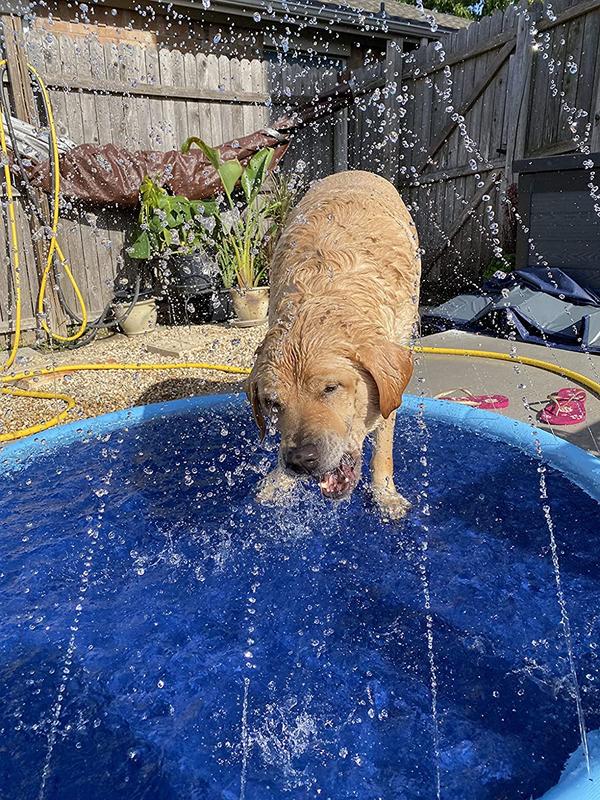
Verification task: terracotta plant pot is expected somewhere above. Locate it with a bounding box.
[114,297,158,336]
[229,286,269,326]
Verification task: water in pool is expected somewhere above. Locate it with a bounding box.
[0,398,599,800]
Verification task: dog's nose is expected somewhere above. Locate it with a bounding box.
[284,443,319,475]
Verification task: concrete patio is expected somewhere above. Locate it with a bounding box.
[412,330,600,456]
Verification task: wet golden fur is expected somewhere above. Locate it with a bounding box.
[248,170,421,517]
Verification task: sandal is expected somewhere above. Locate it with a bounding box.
[537,388,587,426]
[435,388,510,409]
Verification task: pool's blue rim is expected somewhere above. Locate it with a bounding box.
[1,393,599,500]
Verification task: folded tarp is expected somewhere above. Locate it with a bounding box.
[485,266,600,306]
[26,127,290,206]
[422,268,600,353]
[24,70,369,206]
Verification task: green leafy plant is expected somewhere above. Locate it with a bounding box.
[181,137,277,290]
[128,176,216,260]
[482,251,515,281]
[262,170,304,263]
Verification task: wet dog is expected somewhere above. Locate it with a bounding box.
[247,170,421,519]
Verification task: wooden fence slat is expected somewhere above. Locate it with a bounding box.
[575,3,600,133]
[218,53,234,143]
[416,39,516,175]
[158,46,178,152]
[423,171,501,275]
[184,49,202,141]
[144,45,166,149]
[169,47,188,149]
[205,53,222,146]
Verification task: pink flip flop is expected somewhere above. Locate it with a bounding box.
[537,388,587,426]
[435,388,510,409]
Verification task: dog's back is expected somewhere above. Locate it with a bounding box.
[269,170,421,343]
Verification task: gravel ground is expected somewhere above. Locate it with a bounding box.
[1,324,267,441]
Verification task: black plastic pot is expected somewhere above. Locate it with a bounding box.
[157,252,233,324]
[163,289,233,326]
[163,252,216,292]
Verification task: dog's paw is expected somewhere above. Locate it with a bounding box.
[372,485,411,522]
[256,468,297,505]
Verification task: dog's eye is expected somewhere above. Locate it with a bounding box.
[323,384,340,395]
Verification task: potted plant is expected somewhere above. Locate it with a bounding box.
[112,285,158,337]
[181,137,278,326]
[127,177,221,331]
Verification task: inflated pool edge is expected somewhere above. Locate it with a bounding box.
[1,394,599,501]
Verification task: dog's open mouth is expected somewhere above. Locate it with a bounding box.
[319,452,358,500]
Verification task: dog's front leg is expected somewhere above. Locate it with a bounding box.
[256,461,296,505]
[370,412,410,520]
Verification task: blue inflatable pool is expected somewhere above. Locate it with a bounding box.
[1,395,599,800]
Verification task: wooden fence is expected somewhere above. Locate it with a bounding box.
[273,0,600,296]
[398,0,600,296]
[1,0,600,337]
[1,7,270,335]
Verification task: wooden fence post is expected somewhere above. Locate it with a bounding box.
[0,13,68,338]
[384,38,403,185]
[503,0,540,186]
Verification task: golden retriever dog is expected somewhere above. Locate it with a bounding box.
[247,170,421,519]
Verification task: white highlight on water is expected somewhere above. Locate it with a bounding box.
[419,536,442,800]
[415,398,442,800]
[38,503,104,800]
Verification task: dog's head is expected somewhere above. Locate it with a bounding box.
[247,325,413,499]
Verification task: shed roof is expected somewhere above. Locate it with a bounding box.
[173,0,472,37]
[341,0,472,30]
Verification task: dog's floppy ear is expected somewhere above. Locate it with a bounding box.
[246,374,266,440]
[356,341,413,419]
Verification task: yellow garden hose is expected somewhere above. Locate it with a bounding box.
[1,64,599,445]
[28,63,88,343]
[0,61,22,372]
[2,347,600,444]
[0,60,87,372]
[415,346,600,397]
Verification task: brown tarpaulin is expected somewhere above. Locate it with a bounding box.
[25,72,372,205]
[27,128,291,206]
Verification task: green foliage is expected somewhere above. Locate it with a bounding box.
[128,176,217,260]
[262,170,305,264]
[182,138,278,289]
[482,251,515,280]
[406,0,519,20]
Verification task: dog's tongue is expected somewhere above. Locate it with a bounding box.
[319,454,356,499]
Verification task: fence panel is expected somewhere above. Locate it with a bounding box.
[400,0,597,296]
[0,11,270,335]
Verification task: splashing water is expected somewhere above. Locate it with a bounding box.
[535,439,591,778]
